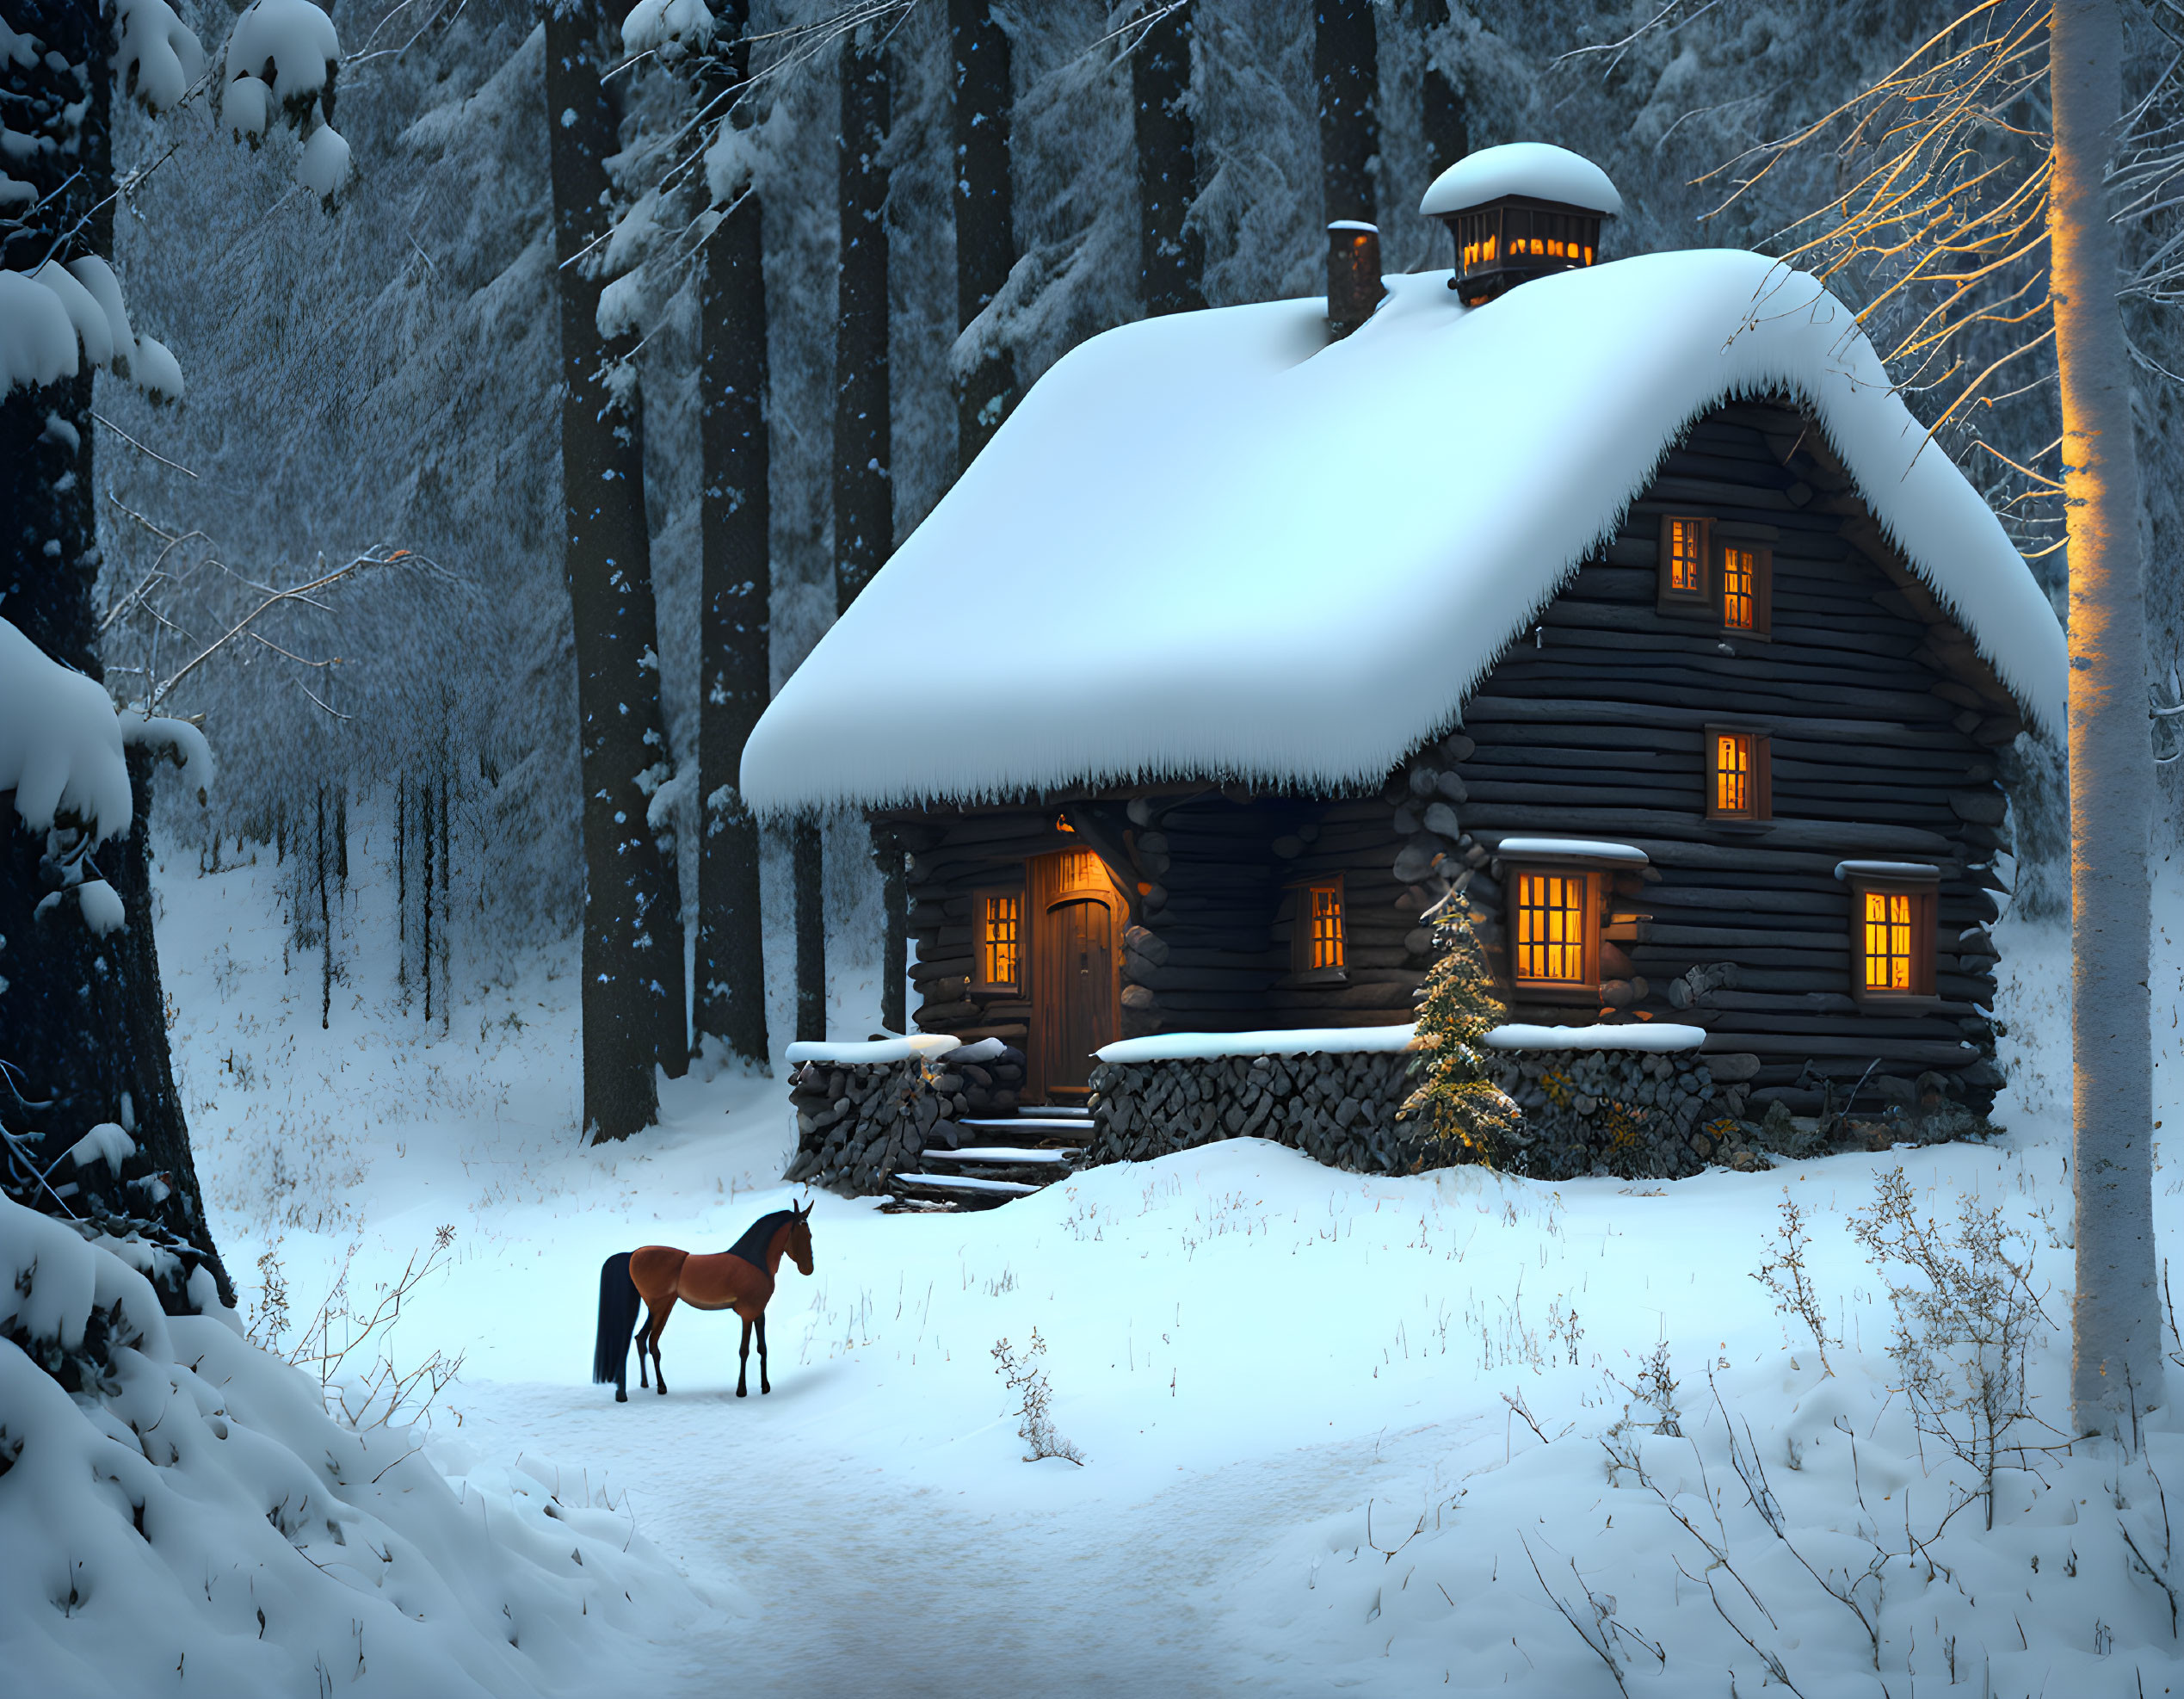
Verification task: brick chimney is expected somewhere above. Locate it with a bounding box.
[1325,220,1384,340]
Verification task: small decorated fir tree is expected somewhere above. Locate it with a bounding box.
[1401,889,1521,1163]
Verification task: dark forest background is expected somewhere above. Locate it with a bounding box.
[93,0,2182,1056]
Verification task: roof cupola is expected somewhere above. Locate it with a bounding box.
[1419,143,1623,306]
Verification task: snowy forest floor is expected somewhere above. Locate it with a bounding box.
[155,837,2184,1697]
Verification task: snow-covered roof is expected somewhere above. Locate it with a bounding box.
[742,250,2065,817]
[1418,142,1624,217]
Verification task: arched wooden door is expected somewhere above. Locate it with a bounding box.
[1027,849,1123,1103]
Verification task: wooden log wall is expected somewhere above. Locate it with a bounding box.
[1453,398,2014,1111]
[876,399,2021,1115]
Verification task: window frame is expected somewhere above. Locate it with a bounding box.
[1289,875,1348,976]
[970,885,1025,996]
[1657,515,1713,610]
[1504,864,1601,1004]
[1714,531,1774,639]
[1846,872,1940,1008]
[1705,725,1774,823]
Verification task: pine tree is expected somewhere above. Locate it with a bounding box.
[1401,893,1518,1163]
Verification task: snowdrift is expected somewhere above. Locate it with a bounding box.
[0,1194,685,1697]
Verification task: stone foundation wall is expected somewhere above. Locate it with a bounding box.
[784,1043,1027,1192]
[1082,1045,1734,1180]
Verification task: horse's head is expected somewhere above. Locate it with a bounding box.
[787,1198,815,1276]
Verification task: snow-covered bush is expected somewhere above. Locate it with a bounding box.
[0,1191,685,1696]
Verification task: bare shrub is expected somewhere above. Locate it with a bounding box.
[1850,1168,2054,1529]
[1753,1190,1835,1372]
[255,1226,466,1430]
[990,1327,1083,1465]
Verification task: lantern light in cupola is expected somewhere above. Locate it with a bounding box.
[1419,143,1623,306]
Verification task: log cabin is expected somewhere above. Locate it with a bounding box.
[743,145,2066,1120]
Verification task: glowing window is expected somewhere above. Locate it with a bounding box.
[1708,730,1769,820]
[1722,547,1759,629]
[975,891,1021,991]
[1863,891,1914,992]
[1306,883,1344,971]
[1848,877,1936,1001]
[1514,871,1590,986]
[1665,517,1707,596]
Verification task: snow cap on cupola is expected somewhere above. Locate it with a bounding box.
[1419,143,1623,307]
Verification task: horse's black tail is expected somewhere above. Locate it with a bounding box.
[593,1252,639,1402]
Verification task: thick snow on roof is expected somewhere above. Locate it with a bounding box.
[1419,142,1624,217]
[1096,1025,1419,1065]
[1483,1022,1706,1053]
[743,250,2065,816]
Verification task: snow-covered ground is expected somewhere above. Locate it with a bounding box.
[157,835,2184,1696]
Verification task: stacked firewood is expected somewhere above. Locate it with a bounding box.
[784,1042,1028,1193]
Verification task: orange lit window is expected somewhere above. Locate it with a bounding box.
[1848,877,1936,1002]
[1512,870,1592,987]
[1864,892,1914,992]
[973,891,1021,992]
[1722,547,1757,628]
[1716,541,1771,634]
[1307,882,1344,970]
[1707,728,1770,821]
[1658,516,1710,604]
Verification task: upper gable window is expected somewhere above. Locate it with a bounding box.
[1658,516,1711,606]
[1720,542,1772,635]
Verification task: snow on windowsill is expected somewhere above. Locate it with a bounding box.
[1835,860,1942,882]
[1492,837,1650,866]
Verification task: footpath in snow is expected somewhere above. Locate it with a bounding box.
[149,844,2184,1696]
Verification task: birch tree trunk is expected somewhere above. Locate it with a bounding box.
[950,0,1017,470]
[2051,0,2163,1430]
[1132,3,1205,317]
[1315,0,1379,226]
[546,2,689,1140]
[693,3,771,1071]
[0,3,231,1307]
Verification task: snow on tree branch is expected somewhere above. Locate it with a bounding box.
[112,0,207,114]
[220,0,350,200]
[0,618,134,847]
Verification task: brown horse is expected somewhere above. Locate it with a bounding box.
[591,1202,814,1402]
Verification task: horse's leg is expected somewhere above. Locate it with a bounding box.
[636,1307,653,1390]
[737,1315,752,1399]
[756,1312,771,1394]
[648,1295,676,1395]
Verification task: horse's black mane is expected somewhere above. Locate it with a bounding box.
[726,1208,797,1266]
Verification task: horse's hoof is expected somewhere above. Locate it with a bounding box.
[615,1389,627,1404]
[736,1387,747,1399]
[656,1384,668,1396]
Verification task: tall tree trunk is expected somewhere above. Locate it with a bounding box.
[1416,1,1467,176]
[1315,0,1379,226]
[951,0,1016,469]
[827,26,895,1037]
[692,4,772,1072]
[545,1,688,1140]
[1132,3,1204,317]
[793,819,825,1042]
[0,3,230,1307]
[2052,0,2162,1432]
